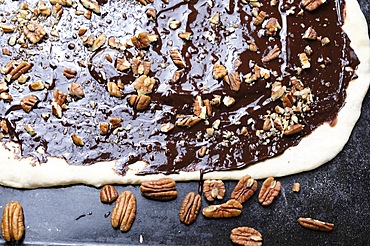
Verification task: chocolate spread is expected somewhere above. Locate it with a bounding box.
[0,0,359,175]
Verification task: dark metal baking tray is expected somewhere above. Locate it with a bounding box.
[0,1,369,245]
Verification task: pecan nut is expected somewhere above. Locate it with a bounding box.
[80,0,101,14]
[8,61,33,81]
[231,175,257,204]
[140,178,178,201]
[258,177,281,206]
[298,217,334,232]
[20,95,39,113]
[128,94,151,111]
[230,226,263,246]
[213,63,227,79]
[179,192,202,225]
[1,201,25,242]
[169,49,186,68]
[202,199,242,218]
[263,47,281,63]
[133,75,155,95]
[300,0,326,11]
[23,22,46,44]
[176,115,201,128]
[224,71,241,92]
[111,191,136,232]
[203,180,225,202]
[284,124,303,135]
[100,185,119,203]
[69,82,85,99]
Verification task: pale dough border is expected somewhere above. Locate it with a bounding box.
[0,0,369,188]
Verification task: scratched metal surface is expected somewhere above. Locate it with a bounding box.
[0,0,369,245]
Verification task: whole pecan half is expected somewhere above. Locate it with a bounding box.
[111,191,136,232]
[1,201,25,241]
[258,177,281,206]
[230,226,263,246]
[179,192,202,225]
[100,185,119,203]
[298,217,334,232]
[203,180,225,202]
[231,175,257,204]
[202,199,242,218]
[140,178,178,201]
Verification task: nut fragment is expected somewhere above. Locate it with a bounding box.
[50,0,72,6]
[169,20,181,30]
[140,178,178,201]
[231,175,257,204]
[146,7,157,19]
[258,177,281,206]
[3,61,33,81]
[300,0,326,11]
[99,122,110,135]
[0,82,8,93]
[1,201,25,242]
[53,88,67,106]
[116,57,130,72]
[160,122,175,133]
[299,53,310,69]
[131,32,157,50]
[0,24,15,33]
[128,94,151,111]
[176,115,201,128]
[202,199,243,218]
[29,80,44,91]
[203,180,225,202]
[224,71,241,92]
[136,0,154,5]
[20,95,39,113]
[223,95,235,107]
[263,47,281,62]
[298,217,334,232]
[63,68,77,79]
[209,12,220,25]
[69,83,84,98]
[169,49,186,68]
[303,27,317,40]
[71,133,84,146]
[133,75,155,95]
[213,63,227,79]
[111,191,136,232]
[292,182,300,192]
[284,124,303,135]
[230,226,263,246]
[179,192,202,225]
[178,32,192,40]
[23,22,46,44]
[253,11,266,25]
[100,185,119,203]
[264,18,281,36]
[91,33,106,51]
[271,82,286,101]
[107,82,122,98]
[80,0,101,14]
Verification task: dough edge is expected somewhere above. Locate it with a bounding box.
[0,0,369,188]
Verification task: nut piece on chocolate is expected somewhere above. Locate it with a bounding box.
[179,192,202,225]
[300,0,326,11]
[264,18,281,36]
[107,82,122,98]
[69,82,84,99]
[80,0,101,14]
[202,199,243,218]
[140,178,178,201]
[176,115,201,128]
[133,75,155,95]
[231,175,257,204]
[131,32,157,50]
[71,133,84,146]
[20,95,39,113]
[292,182,301,192]
[169,49,186,68]
[136,0,154,5]
[253,11,266,26]
[111,191,136,232]
[100,185,119,203]
[230,226,263,246]
[298,217,334,232]
[203,180,226,202]
[50,0,72,7]
[224,71,241,92]
[2,61,33,81]
[100,122,110,135]
[128,94,151,111]
[263,47,281,63]
[303,27,317,40]
[213,63,227,79]
[23,22,46,44]
[116,57,131,72]
[1,201,25,242]
[284,124,303,135]
[258,177,281,206]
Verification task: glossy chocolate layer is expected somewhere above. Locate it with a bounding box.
[0,0,359,175]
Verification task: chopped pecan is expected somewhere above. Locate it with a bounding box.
[321,37,330,46]
[140,178,178,201]
[116,57,131,72]
[24,124,36,136]
[71,133,84,146]
[179,192,202,225]
[2,48,11,56]
[298,217,334,232]
[160,122,175,133]
[0,82,8,93]
[299,53,310,69]
[38,1,51,16]
[50,0,72,6]
[203,99,212,117]
[291,77,304,90]
[292,182,300,192]
[21,95,39,113]
[300,0,326,11]
[231,175,257,204]
[224,71,241,92]
[131,58,151,75]
[213,63,227,79]
[223,95,235,107]
[100,185,119,203]
[0,120,8,133]
[131,32,157,50]
[80,0,101,14]
[108,37,126,51]
[258,177,281,206]
[193,95,206,118]
[128,94,151,111]
[52,102,63,118]
[69,82,84,98]
[271,82,286,101]
[29,80,44,91]
[109,117,122,129]
[53,88,67,105]
[169,49,186,68]
[178,32,192,40]
[91,33,106,51]
[169,20,182,30]
[99,122,110,135]
[3,61,33,81]
[0,24,15,33]
[282,92,294,108]
[171,70,183,83]
[52,3,63,19]
[1,92,13,102]
[63,68,77,79]
[284,124,303,135]
[253,11,266,25]
[263,47,281,62]
[23,22,46,44]
[176,115,201,128]
[303,27,317,40]
[202,199,243,218]
[136,0,154,5]
[111,191,136,232]
[209,12,220,25]
[146,7,157,19]
[264,18,281,36]
[203,180,225,202]
[1,201,24,242]
[230,227,263,246]
[107,81,122,98]
[198,146,207,157]
[133,75,156,95]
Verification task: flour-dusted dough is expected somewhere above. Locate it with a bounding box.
[0,0,369,188]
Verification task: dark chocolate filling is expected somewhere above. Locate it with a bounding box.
[0,0,359,176]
